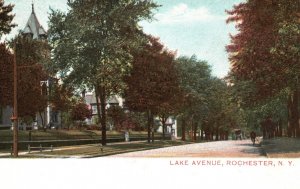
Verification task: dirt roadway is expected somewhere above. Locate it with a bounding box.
[110,139,265,158]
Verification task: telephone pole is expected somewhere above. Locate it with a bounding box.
[11,41,18,157]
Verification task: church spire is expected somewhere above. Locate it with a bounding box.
[23,0,47,40]
[32,1,35,14]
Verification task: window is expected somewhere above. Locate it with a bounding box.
[92,105,98,115]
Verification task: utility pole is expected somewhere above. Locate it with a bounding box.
[11,41,18,157]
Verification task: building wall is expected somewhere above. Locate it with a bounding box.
[1,106,61,129]
[0,106,13,127]
[156,117,178,138]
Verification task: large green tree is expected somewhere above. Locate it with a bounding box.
[48,0,158,145]
[175,55,212,141]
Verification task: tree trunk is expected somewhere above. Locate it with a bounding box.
[287,95,292,137]
[151,113,154,143]
[147,110,151,143]
[293,89,300,137]
[181,118,186,141]
[39,111,46,131]
[162,123,165,139]
[200,129,204,141]
[161,115,166,140]
[205,129,210,141]
[193,121,197,142]
[100,87,107,145]
[215,128,219,141]
[152,127,154,143]
[60,111,63,129]
[278,119,283,137]
[95,85,107,146]
[288,90,299,137]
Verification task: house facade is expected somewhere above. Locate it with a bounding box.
[83,92,177,137]
[84,93,123,126]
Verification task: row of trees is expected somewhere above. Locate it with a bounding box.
[48,0,161,145]
[227,0,300,137]
[1,0,244,145]
[47,0,242,144]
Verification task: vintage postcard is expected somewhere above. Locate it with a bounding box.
[1,0,300,188]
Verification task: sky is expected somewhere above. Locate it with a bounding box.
[2,0,245,78]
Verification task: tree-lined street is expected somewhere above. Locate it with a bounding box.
[1,0,300,159]
[110,139,265,158]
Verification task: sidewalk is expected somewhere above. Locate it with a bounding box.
[261,137,300,158]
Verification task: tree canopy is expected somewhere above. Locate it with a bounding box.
[0,0,16,38]
[227,0,300,137]
[125,35,179,142]
[48,0,159,145]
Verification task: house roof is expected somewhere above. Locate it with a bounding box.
[85,93,122,105]
[22,4,47,39]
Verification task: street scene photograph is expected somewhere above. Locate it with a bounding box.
[2,1,300,189]
[0,0,300,161]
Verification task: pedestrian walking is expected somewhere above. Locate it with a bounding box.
[250,131,256,145]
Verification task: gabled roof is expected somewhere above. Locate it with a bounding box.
[85,93,122,105]
[22,4,47,39]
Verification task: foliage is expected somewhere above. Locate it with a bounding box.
[107,106,147,131]
[0,0,16,38]
[71,102,92,121]
[0,35,50,119]
[14,35,50,118]
[107,106,126,129]
[226,0,300,136]
[48,0,158,145]
[50,84,74,112]
[175,55,212,139]
[124,36,179,141]
[226,0,300,102]
[176,55,211,117]
[0,42,13,106]
[125,36,179,113]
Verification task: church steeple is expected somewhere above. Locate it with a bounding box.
[22,2,47,40]
[32,2,34,13]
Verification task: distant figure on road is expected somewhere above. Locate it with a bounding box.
[235,129,242,140]
[250,131,256,145]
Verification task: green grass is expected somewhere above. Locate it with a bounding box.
[13,140,194,158]
[0,130,162,141]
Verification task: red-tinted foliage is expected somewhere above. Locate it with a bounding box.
[124,35,179,114]
[226,0,283,100]
[0,36,50,118]
[51,84,74,112]
[71,102,92,121]
[0,43,13,106]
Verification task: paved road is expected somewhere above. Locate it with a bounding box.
[110,139,265,158]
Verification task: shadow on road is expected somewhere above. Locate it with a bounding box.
[261,138,300,157]
[234,141,266,157]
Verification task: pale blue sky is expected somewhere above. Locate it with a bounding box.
[2,0,245,78]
